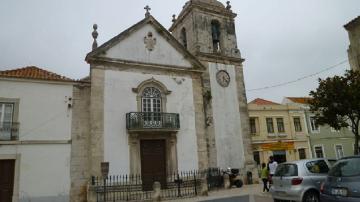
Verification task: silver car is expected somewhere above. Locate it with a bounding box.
[270,158,336,202]
[320,156,360,202]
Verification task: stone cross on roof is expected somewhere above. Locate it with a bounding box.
[144,5,151,17]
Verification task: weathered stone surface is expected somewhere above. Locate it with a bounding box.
[70,85,91,202]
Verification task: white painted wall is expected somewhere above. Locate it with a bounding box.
[208,63,245,169]
[104,70,198,174]
[0,80,73,141]
[0,145,71,202]
[104,24,192,68]
[0,79,72,202]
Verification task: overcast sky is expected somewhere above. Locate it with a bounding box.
[1,0,359,102]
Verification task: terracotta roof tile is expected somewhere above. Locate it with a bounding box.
[249,98,280,105]
[286,97,313,104]
[0,66,74,82]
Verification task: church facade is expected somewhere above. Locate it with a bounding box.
[0,1,255,201]
[70,0,255,201]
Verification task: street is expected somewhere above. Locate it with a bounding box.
[201,195,272,202]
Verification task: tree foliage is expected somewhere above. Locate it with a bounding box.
[309,70,360,155]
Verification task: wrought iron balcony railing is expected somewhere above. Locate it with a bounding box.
[126,112,180,131]
[0,122,19,141]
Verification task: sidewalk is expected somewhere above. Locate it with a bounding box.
[164,183,272,202]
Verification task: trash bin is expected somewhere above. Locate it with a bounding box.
[246,171,253,184]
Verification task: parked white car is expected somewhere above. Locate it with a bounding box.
[270,158,336,202]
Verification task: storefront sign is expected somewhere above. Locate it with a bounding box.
[261,142,294,151]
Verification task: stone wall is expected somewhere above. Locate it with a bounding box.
[70,84,91,202]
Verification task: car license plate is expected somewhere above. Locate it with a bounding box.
[331,188,348,196]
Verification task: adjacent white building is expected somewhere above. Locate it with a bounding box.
[0,66,75,202]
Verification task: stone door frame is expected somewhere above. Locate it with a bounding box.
[128,133,178,176]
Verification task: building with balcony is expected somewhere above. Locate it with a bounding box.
[248,98,311,167]
[283,97,356,159]
[0,66,76,202]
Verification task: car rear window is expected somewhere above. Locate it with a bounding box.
[274,164,298,177]
[306,160,329,174]
[328,158,360,177]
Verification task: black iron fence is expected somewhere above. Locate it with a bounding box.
[91,168,223,201]
[160,171,201,200]
[206,168,223,190]
[92,174,152,202]
[0,122,19,141]
[126,112,180,130]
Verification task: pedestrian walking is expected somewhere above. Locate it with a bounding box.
[261,163,270,192]
[268,156,278,186]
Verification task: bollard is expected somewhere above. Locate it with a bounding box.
[223,174,231,189]
[152,181,161,202]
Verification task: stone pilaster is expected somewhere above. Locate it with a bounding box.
[192,73,209,170]
[235,65,258,182]
[89,67,105,176]
[70,85,91,202]
[200,62,217,168]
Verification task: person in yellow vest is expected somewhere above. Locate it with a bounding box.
[261,163,270,192]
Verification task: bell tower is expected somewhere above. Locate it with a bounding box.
[170,0,256,176]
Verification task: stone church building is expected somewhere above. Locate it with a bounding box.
[70,0,255,200]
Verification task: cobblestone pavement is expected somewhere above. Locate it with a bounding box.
[164,183,272,202]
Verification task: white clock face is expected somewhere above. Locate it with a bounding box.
[216,70,230,87]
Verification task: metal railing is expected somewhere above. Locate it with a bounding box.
[91,168,223,201]
[0,122,19,141]
[126,112,180,131]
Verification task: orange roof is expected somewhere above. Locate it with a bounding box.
[249,98,280,105]
[286,97,312,104]
[0,66,74,82]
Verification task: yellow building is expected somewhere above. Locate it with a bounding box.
[248,98,311,166]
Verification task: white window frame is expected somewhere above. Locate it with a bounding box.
[266,117,275,135]
[293,116,302,133]
[309,116,320,133]
[276,117,285,133]
[297,147,307,160]
[314,144,325,158]
[249,117,259,135]
[334,144,344,159]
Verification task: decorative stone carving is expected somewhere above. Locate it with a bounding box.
[172,77,185,85]
[92,24,98,50]
[144,32,156,51]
